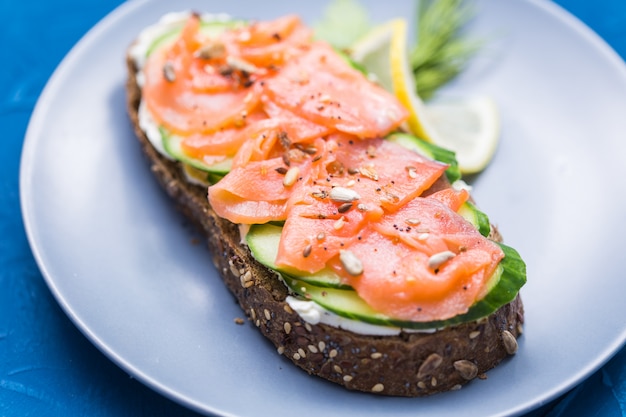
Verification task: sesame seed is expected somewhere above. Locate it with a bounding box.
[304,323,312,332]
[255,319,260,327]
[264,309,271,321]
[431,377,437,387]
[277,346,285,355]
[293,352,301,360]
[417,381,426,389]
[316,232,326,241]
[329,349,338,358]
[228,260,241,277]
[339,249,364,276]
[283,166,300,187]
[405,218,421,226]
[250,308,256,320]
[195,42,227,60]
[469,330,481,339]
[428,251,456,269]
[163,61,176,82]
[371,352,382,359]
[302,244,312,258]
[359,166,379,181]
[308,345,318,353]
[343,375,353,382]
[405,166,418,179]
[283,304,294,314]
[318,341,326,352]
[333,216,345,230]
[371,383,384,393]
[345,179,356,187]
[297,348,307,358]
[243,280,254,288]
[284,322,292,334]
[333,364,343,373]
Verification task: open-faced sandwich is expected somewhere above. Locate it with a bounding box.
[125,11,526,397]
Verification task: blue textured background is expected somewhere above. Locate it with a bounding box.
[1,1,625,416]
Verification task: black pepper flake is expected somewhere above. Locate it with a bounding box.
[275,167,288,175]
[272,32,282,41]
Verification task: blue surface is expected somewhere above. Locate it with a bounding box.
[1,1,625,416]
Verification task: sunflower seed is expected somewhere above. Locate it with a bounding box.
[339,250,363,276]
[329,187,361,203]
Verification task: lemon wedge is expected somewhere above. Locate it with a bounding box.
[425,96,500,174]
[350,19,500,174]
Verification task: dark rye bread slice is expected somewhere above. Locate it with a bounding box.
[125,55,524,397]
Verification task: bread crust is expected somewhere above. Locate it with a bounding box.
[126,54,524,397]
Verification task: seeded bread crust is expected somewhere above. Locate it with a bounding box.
[126,54,524,397]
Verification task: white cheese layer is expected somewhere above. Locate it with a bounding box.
[286,296,438,336]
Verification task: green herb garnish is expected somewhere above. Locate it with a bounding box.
[410,0,483,100]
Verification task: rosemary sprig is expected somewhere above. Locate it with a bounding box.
[411,0,483,100]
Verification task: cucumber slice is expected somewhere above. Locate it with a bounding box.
[247,223,526,330]
[458,201,491,237]
[160,127,233,174]
[246,224,352,289]
[285,243,524,330]
[146,19,247,57]
[387,132,461,183]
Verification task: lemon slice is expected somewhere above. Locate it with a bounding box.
[350,19,500,174]
[425,96,500,174]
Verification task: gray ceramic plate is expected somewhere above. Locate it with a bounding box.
[20,0,626,416]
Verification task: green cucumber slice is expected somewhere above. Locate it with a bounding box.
[458,201,491,237]
[284,243,524,330]
[387,132,461,183]
[247,223,525,330]
[246,224,352,289]
[160,127,232,174]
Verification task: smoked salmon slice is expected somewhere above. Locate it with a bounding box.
[143,14,507,323]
